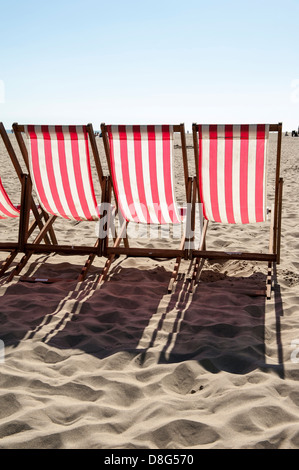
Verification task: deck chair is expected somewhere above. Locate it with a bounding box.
[191,123,283,299]
[0,122,49,277]
[8,123,108,282]
[100,123,194,292]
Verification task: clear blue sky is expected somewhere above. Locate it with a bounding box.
[1,0,299,131]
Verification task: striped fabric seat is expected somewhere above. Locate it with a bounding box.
[25,125,99,221]
[107,125,182,225]
[197,124,269,224]
[0,177,19,219]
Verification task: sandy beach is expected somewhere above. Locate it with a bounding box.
[0,129,298,450]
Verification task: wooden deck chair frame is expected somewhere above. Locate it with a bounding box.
[190,122,283,299]
[0,122,52,277]
[100,123,195,292]
[8,123,108,283]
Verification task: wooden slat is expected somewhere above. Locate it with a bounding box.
[106,247,185,258]
[192,250,277,262]
[0,243,19,251]
[193,123,280,132]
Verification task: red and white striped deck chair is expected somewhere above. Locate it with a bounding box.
[0,122,41,277]
[191,123,283,298]
[9,123,107,282]
[101,123,194,292]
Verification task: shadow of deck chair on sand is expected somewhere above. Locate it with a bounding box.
[100,123,195,292]
[0,122,55,277]
[7,123,109,283]
[190,123,283,299]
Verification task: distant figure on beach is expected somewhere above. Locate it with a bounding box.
[292,130,298,137]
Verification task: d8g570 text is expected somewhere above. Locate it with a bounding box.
[148,455,193,465]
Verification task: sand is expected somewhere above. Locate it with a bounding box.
[0,130,298,449]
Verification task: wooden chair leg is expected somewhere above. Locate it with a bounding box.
[167,234,186,293]
[7,214,57,282]
[77,239,100,282]
[97,256,115,285]
[266,261,273,300]
[266,178,283,300]
[0,175,28,278]
[276,178,283,265]
[98,221,128,285]
[18,174,32,252]
[190,219,208,292]
[167,177,195,294]
[77,176,111,282]
[190,257,204,292]
[266,202,276,300]
[0,251,18,277]
[7,251,33,282]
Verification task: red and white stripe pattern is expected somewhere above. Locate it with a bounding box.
[197,124,269,224]
[25,125,99,221]
[107,125,182,224]
[0,177,19,219]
